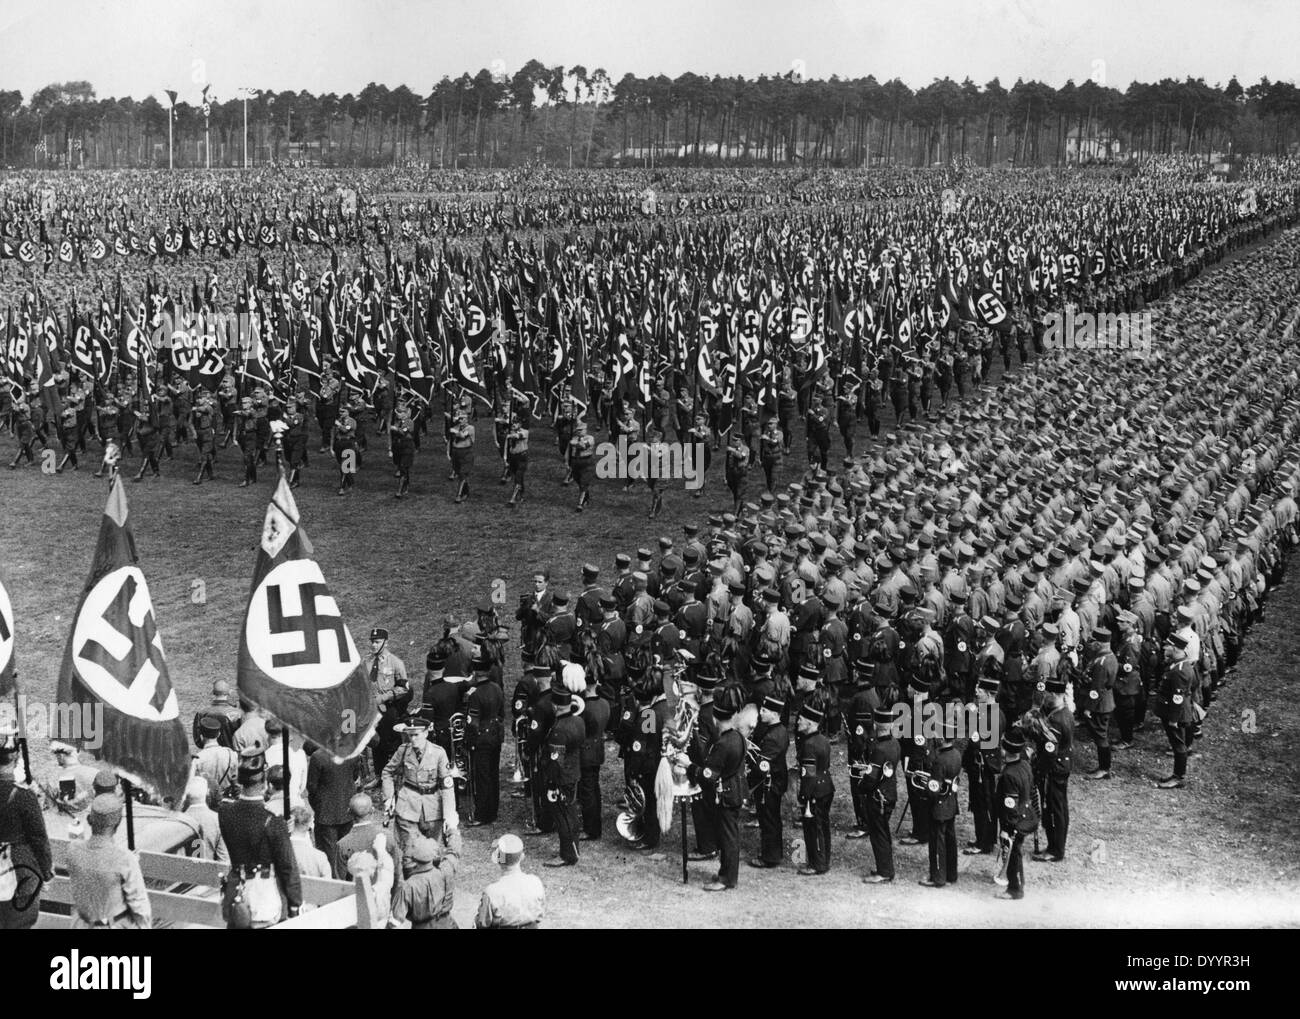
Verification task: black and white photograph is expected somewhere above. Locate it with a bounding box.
[0,0,1296,968]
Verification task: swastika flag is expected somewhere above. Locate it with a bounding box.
[55,479,191,803]
[0,566,17,698]
[237,478,378,761]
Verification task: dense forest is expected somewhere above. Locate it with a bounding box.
[2,66,1297,170]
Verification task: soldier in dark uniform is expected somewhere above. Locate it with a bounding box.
[995,730,1038,900]
[623,668,669,851]
[844,660,881,838]
[694,685,748,891]
[523,676,557,836]
[747,693,789,870]
[465,650,505,826]
[963,678,1005,856]
[806,398,831,470]
[56,402,79,472]
[578,666,610,840]
[1113,611,1144,748]
[1032,676,1072,861]
[417,647,462,762]
[596,595,628,700]
[191,679,244,748]
[575,564,607,632]
[795,696,835,875]
[1080,626,1117,779]
[218,747,302,927]
[861,705,901,883]
[899,683,934,847]
[543,665,587,866]
[687,669,721,862]
[544,591,578,661]
[332,402,359,496]
[920,719,962,887]
[1155,631,1197,789]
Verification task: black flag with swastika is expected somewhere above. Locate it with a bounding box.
[55,479,190,803]
[237,478,378,761]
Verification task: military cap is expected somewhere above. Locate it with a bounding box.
[653,599,670,615]
[370,627,389,642]
[551,591,570,606]
[761,695,786,714]
[797,662,821,683]
[798,702,825,725]
[976,677,1001,693]
[197,715,223,737]
[598,594,617,610]
[92,769,119,794]
[405,836,441,866]
[614,553,632,568]
[581,563,600,579]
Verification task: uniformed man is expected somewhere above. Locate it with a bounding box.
[390,830,462,929]
[66,794,152,929]
[465,650,505,826]
[1155,630,1197,789]
[543,664,587,866]
[995,730,1038,900]
[860,705,901,884]
[450,407,475,503]
[920,718,962,888]
[759,418,783,493]
[962,678,1005,856]
[476,833,546,929]
[725,431,751,513]
[505,413,529,506]
[41,741,99,817]
[578,665,611,841]
[367,627,410,773]
[192,678,244,748]
[795,696,835,875]
[622,666,670,851]
[381,718,458,852]
[1080,626,1118,779]
[568,418,597,511]
[191,390,217,485]
[693,685,747,891]
[747,693,789,870]
[218,747,302,927]
[389,401,415,498]
[1032,676,1072,862]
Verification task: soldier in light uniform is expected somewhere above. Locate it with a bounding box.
[382,717,458,852]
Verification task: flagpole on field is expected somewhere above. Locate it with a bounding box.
[165,89,177,171]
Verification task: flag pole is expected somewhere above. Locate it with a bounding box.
[15,691,32,786]
[281,727,291,821]
[122,778,136,851]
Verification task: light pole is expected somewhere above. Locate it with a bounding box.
[237,88,257,169]
[165,89,177,169]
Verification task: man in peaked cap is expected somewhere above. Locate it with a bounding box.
[367,626,411,775]
[67,794,152,929]
[919,718,962,888]
[543,664,587,867]
[382,716,458,852]
[860,705,902,885]
[1080,626,1118,779]
[995,731,1037,901]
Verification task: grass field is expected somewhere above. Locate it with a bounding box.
[3,253,1300,928]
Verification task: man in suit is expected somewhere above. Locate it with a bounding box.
[307,744,359,878]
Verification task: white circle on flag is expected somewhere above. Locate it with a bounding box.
[245,559,360,690]
[72,566,178,722]
[0,580,15,678]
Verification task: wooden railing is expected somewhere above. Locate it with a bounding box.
[38,838,370,929]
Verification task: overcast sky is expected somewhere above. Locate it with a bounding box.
[0,0,1291,104]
